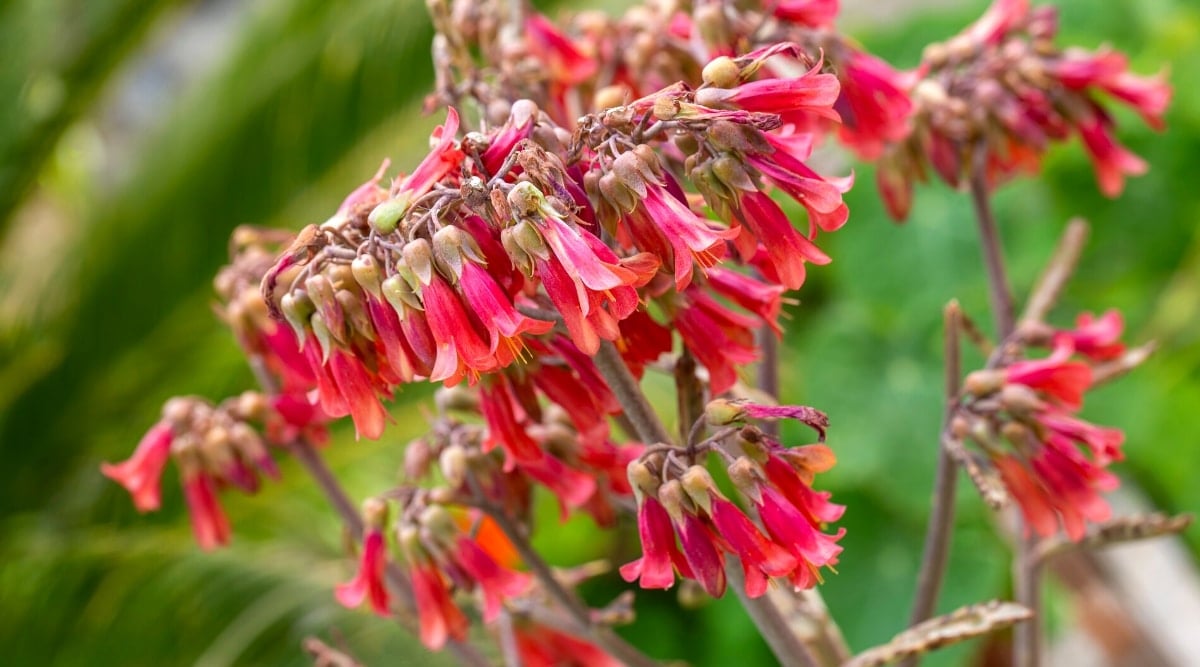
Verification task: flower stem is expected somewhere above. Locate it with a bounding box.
[469,476,661,667]
[757,325,781,438]
[904,302,963,666]
[968,156,1015,340]
[726,563,822,667]
[594,340,675,445]
[247,355,491,667]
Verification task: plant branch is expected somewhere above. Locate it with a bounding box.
[905,302,964,660]
[757,326,781,438]
[1020,219,1090,325]
[467,473,660,667]
[968,152,1015,339]
[725,563,822,667]
[595,340,675,445]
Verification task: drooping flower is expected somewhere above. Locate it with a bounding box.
[181,467,232,551]
[101,421,175,513]
[513,620,624,667]
[335,527,391,617]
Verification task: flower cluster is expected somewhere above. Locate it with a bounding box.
[102,393,287,550]
[959,310,1128,540]
[877,0,1171,219]
[622,401,844,598]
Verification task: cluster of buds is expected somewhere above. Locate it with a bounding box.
[958,310,1131,540]
[623,400,844,598]
[102,393,283,549]
[878,0,1171,219]
[335,493,534,651]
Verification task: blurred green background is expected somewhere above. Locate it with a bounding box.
[0,0,1196,665]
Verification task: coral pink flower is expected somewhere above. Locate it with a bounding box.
[728,189,830,290]
[628,181,737,290]
[335,528,390,616]
[756,486,843,589]
[514,621,624,667]
[480,376,545,467]
[676,511,727,598]
[328,349,389,439]
[1054,48,1170,131]
[421,272,499,385]
[1076,114,1148,197]
[773,0,840,28]
[525,13,597,87]
[1053,310,1125,361]
[834,51,914,160]
[182,471,232,551]
[964,0,1030,46]
[459,262,554,363]
[411,558,470,650]
[709,497,799,597]
[101,421,174,512]
[452,536,531,622]
[1038,410,1124,465]
[744,132,852,233]
[677,290,760,394]
[620,495,693,589]
[1004,345,1092,410]
[706,268,785,335]
[517,454,598,520]
[699,62,841,122]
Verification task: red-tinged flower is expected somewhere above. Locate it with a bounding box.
[762,454,845,525]
[1030,435,1118,540]
[994,455,1061,538]
[706,268,785,335]
[834,51,914,160]
[328,349,389,440]
[335,528,390,617]
[1037,410,1124,465]
[773,0,840,28]
[363,294,419,384]
[525,13,597,87]
[625,180,737,291]
[756,486,844,590]
[676,511,727,598]
[513,621,624,667]
[517,454,598,520]
[101,421,174,512]
[452,536,531,622]
[410,558,470,650]
[481,100,538,176]
[1076,114,1147,198]
[182,470,231,551]
[459,262,555,362]
[677,290,760,394]
[707,496,798,598]
[258,322,318,394]
[1053,310,1125,361]
[620,493,693,590]
[421,271,499,385]
[330,159,391,225]
[728,189,829,291]
[744,132,852,234]
[1054,48,1171,131]
[964,0,1030,46]
[1004,345,1092,410]
[697,62,841,122]
[480,376,546,467]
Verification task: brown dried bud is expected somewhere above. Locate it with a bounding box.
[999,384,1045,416]
[964,369,1005,397]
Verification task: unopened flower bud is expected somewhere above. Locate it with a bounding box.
[702,56,740,89]
[1001,421,1035,451]
[658,479,688,521]
[336,289,375,342]
[653,95,681,120]
[612,151,651,197]
[950,415,972,439]
[711,155,756,192]
[680,466,717,514]
[368,195,409,234]
[594,84,628,111]
[599,172,639,213]
[235,391,268,420]
[352,254,383,297]
[363,497,389,529]
[404,437,435,479]
[163,397,192,425]
[964,369,1005,397]
[439,444,469,489]
[627,460,660,498]
[419,504,458,544]
[402,239,435,286]
[382,273,423,313]
[434,385,478,413]
[705,398,745,426]
[727,457,764,503]
[999,384,1044,416]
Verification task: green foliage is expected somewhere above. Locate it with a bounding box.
[0,0,1196,665]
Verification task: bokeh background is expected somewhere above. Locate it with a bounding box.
[1,0,1197,665]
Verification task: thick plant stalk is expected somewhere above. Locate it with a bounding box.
[903,302,964,667]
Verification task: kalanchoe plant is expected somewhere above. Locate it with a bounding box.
[101,1,1187,665]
